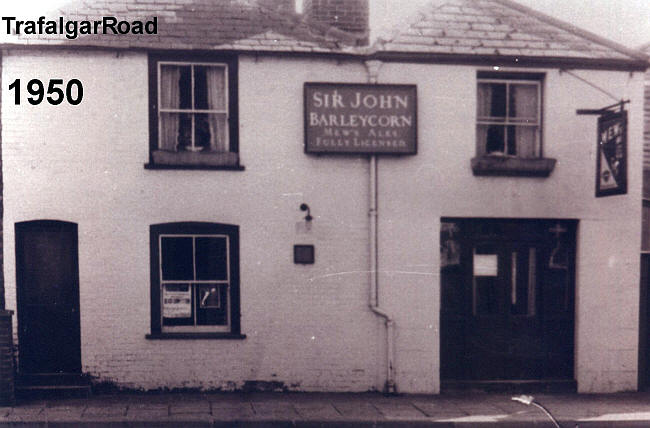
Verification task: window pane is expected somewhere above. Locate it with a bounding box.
[197,284,228,325]
[176,114,193,151]
[160,65,191,110]
[195,66,226,111]
[509,84,538,120]
[195,237,228,281]
[162,283,193,325]
[159,113,180,151]
[478,83,506,118]
[178,66,192,109]
[195,114,228,152]
[198,284,222,308]
[478,124,506,154]
[513,125,537,158]
[161,237,194,281]
[506,125,516,155]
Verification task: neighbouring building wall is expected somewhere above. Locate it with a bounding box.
[1,48,645,393]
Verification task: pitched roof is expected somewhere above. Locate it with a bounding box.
[372,0,648,64]
[0,0,360,53]
[0,0,647,70]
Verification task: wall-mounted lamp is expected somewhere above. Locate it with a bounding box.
[300,203,313,222]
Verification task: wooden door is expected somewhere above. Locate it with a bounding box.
[441,219,575,382]
[15,220,81,374]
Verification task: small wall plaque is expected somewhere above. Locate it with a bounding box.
[294,245,315,264]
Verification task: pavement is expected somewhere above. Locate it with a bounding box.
[3,391,650,427]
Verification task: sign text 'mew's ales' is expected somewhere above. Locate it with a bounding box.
[304,83,417,154]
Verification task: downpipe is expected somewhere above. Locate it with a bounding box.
[366,59,397,394]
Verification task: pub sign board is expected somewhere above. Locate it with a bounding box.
[304,83,417,155]
[596,110,627,197]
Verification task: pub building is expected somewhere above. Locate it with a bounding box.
[0,0,648,397]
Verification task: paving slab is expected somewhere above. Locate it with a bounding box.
[43,405,85,421]
[250,401,299,419]
[126,403,169,420]
[83,404,128,417]
[330,401,382,419]
[411,401,472,418]
[211,402,256,419]
[293,402,342,419]
[169,400,211,415]
[374,401,427,419]
[4,391,650,427]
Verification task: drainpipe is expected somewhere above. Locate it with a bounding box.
[365,60,396,394]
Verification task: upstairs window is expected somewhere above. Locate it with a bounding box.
[147,54,241,169]
[472,72,554,177]
[477,78,540,157]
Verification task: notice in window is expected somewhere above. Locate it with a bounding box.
[163,284,192,318]
[474,254,498,276]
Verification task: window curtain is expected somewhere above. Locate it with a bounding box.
[511,84,537,119]
[477,83,492,119]
[512,85,538,157]
[515,126,537,158]
[206,67,227,152]
[160,66,181,151]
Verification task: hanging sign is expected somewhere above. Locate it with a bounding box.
[304,83,417,154]
[596,109,627,197]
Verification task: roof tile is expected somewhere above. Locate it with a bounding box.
[376,0,645,62]
[1,0,645,65]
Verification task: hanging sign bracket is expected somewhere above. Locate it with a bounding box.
[576,99,629,116]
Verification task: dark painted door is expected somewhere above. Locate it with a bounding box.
[441,219,575,382]
[15,220,81,374]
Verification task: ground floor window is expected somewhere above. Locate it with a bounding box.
[149,222,241,337]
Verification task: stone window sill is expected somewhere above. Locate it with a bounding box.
[145,150,244,170]
[471,156,556,177]
[146,333,246,340]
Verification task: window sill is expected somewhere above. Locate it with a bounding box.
[145,150,244,170]
[145,163,245,171]
[146,333,246,340]
[471,156,556,177]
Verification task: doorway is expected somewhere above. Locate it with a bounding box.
[440,218,576,387]
[15,220,81,374]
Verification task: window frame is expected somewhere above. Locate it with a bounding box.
[148,222,244,340]
[472,71,555,177]
[476,78,542,157]
[146,52,242,170]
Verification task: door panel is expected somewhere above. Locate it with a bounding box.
[15,221,81,374]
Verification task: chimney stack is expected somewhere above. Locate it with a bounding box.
[258,0,296,13]
[303,0,369,44]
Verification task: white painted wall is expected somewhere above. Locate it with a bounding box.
[1,48,645,393]
[376,62,645,393]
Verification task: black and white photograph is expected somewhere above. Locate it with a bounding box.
[0,0,649,426]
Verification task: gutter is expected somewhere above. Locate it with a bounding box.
[365,59,396,394]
